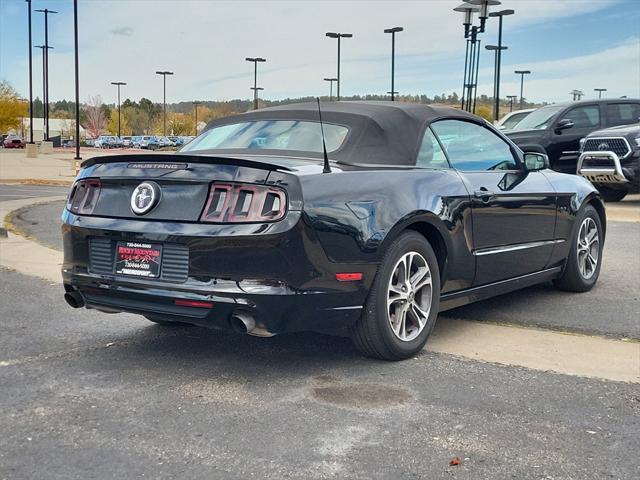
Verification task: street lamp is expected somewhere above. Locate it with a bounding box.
[570,90,584,101]
[594,88,607,99]
[110,82,126,138]
[73,0,81,160]
[245,57,266,110]
[326,32,353,101]
[35,8,57,141]
[488,8,514,121]
[155,71,173,136]
[486,45,508,121]
[323,78,338,101]
[34,45,52,126]
[384,27,403,101]
[514,70,531,110]
[506,95,518,112]
[464,0,501,33]
[453,3,479,111]
[193,101,201,136]
[25,1,34,144]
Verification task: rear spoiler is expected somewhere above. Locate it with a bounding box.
[81,153,293,172]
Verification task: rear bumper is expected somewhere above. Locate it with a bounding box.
[62,209,376,334]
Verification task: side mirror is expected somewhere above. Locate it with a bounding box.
[523,152,549,171]
[555,118,574,133]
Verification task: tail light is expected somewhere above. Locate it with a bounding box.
[200,182,287,223]
[67,178,101,215]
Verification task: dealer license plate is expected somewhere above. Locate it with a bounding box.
[115,241,162,278]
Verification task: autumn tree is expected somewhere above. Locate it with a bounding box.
[0,80,28,133]
[106,107,132,136]
[83,95,107,138]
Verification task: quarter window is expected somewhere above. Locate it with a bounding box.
[562,105,600,129]
[416,128,449,168]
[430,120,518,171]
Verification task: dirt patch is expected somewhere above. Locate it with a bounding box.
[308,377,413,409]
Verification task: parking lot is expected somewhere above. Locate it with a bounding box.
[1,184,638,479]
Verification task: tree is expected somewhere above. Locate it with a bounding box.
[106,107,131,136]
[83,95,107,138]
[0,80,28,133]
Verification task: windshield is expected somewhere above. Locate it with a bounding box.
[181,120,349,153]
[512,106,564,131]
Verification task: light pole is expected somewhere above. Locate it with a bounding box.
[514,70,531,110]
[464,0,501,33]
[35,8,57,141]
[594,88,607,99]
[454,3,479,110]
[155,71,173,136]
[570,90,584,101]
[26,1,34,144]
[384,27,403,101]
[486,45,508,121]
[73,0,81,160]
[245,57,266,110]
[506,95,518,112]
[111,82,126,138]
[323,78,338,101]
[488,8,514,121]
[326,32,353,101]
[34,45,52,124]
[193,101,201,136]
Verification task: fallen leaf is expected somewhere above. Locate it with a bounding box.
[449,457,461,466]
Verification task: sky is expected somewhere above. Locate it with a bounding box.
[1,0,639,106]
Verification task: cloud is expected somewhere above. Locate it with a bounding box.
[111,26,134,37]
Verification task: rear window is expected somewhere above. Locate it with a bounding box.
[606,103,640,127]
[181,120,349,153]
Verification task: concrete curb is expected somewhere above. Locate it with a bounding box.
[1,195,638,383]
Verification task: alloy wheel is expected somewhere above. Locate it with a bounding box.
[387,251,433,342]
[577,217,599,280]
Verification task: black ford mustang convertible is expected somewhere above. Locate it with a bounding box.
[62,102,605,360]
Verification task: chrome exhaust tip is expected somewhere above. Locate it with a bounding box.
[229,311,275,337]
[64,291,85,309]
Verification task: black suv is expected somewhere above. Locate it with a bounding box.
[506,99,640,174]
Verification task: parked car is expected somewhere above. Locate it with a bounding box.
[506,99,640,173]
[61,139,75,148]
[577,122,640,202]
[138,136,158,150]
[2,134,25,148]
[495,109,535,131]
[95,135,123,149]
[158,136,174,148]
[131,136,143,148]
[121,136,133,147]
[84,138,96,147]
[62,102,605,360]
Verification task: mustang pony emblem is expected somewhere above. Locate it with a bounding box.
[130,182,160,215]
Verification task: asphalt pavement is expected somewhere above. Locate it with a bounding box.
[1,268,639,480]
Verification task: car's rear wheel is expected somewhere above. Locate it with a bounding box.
[351,231,440,360]
[596,185,627,202]
[554,205,603,292]
[144,315,194,327]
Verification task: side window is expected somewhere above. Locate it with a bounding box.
[562,105,600,128]
[430,120,518,171]
[416,128,449,168]
[606,103,640,127]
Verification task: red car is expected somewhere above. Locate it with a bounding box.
[2,134,25,148]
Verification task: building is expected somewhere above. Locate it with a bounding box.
[20,118,86,142]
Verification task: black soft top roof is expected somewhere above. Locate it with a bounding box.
[202,101,481,165]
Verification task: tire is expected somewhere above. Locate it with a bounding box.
[351,231,441,361]
[596,185,627,202]
[144,315,193,327]
[554,205,603,292]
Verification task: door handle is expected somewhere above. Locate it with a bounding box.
[474,188,494,201]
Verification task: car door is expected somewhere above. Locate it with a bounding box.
[548,104,602,173]
[430,119,557,286]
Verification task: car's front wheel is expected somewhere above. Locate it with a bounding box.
[554,205,603,292]
[351,231,440,360]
